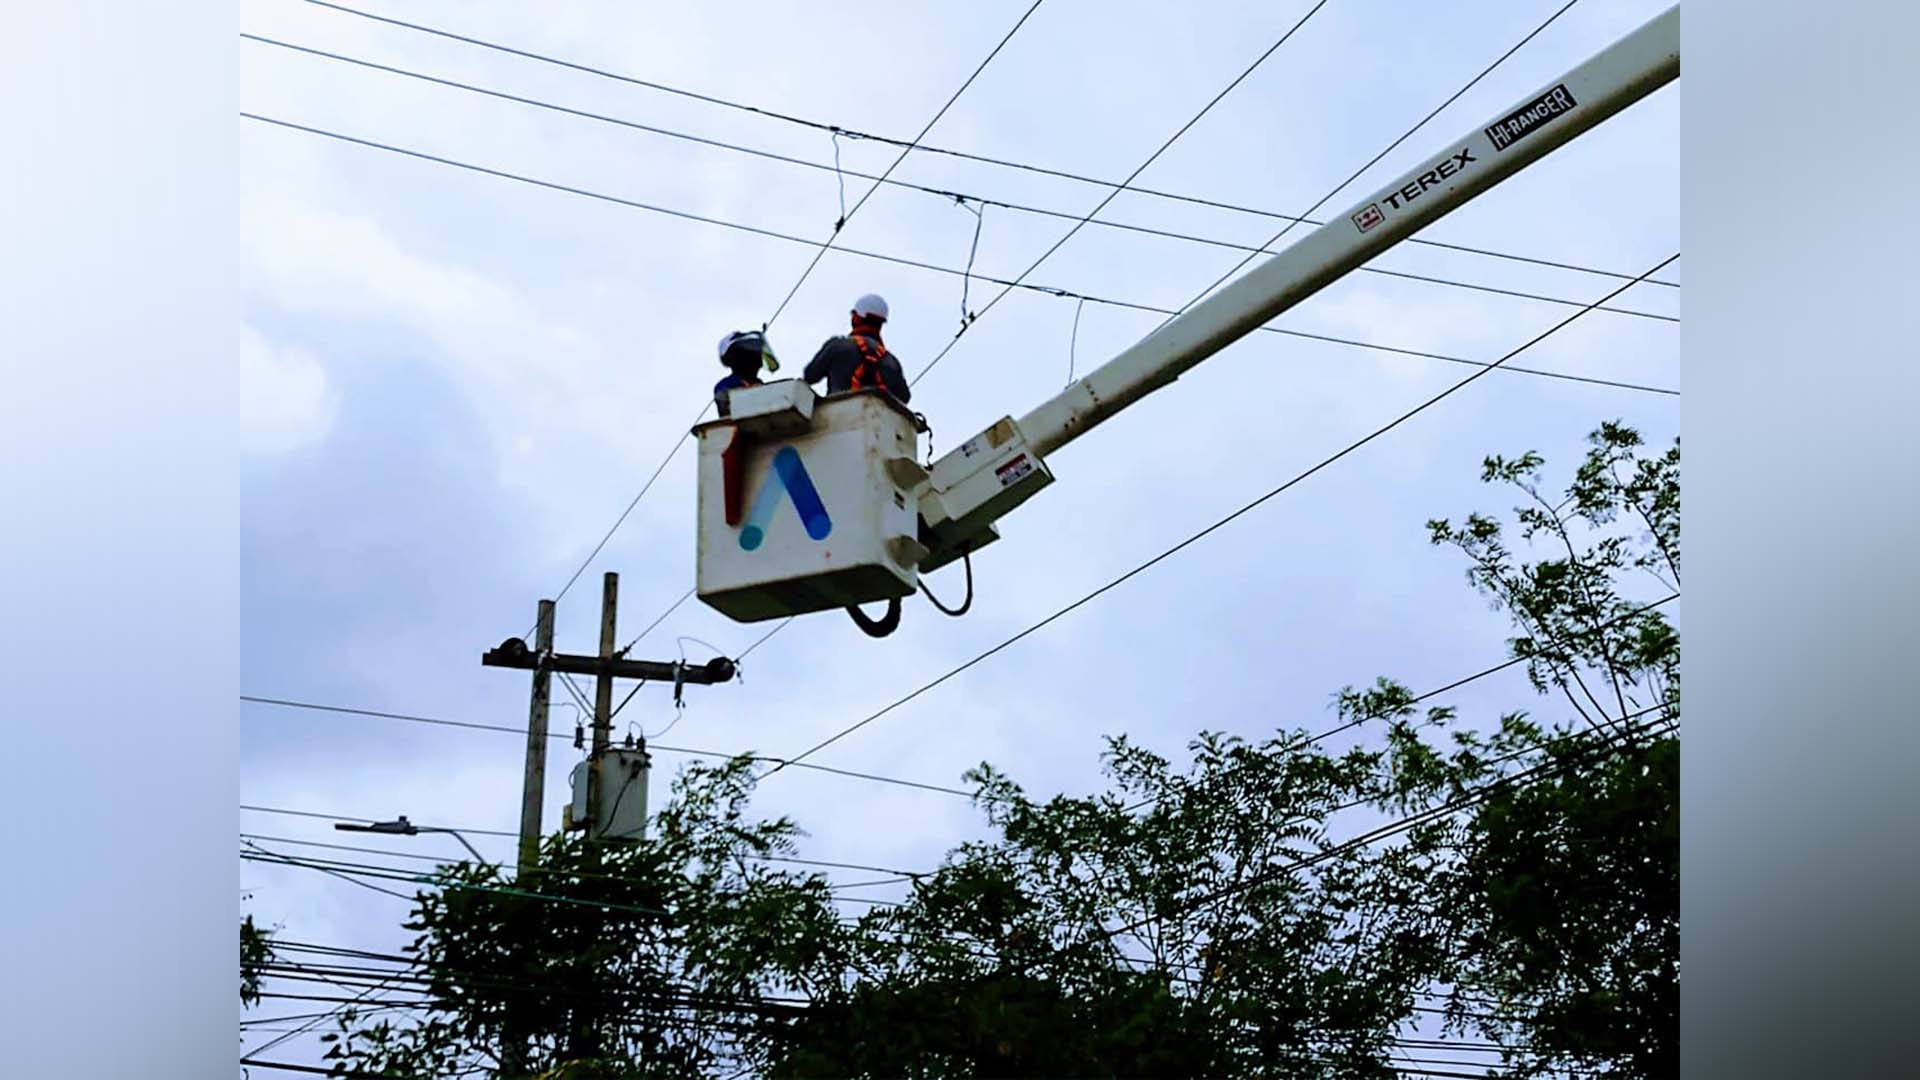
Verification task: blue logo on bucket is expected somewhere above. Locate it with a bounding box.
[740,446,831,550]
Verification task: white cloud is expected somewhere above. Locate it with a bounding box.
[240,322,338,456]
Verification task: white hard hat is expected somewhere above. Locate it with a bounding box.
[852,293,890,321]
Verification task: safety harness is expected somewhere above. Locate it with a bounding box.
[847,332,891,393]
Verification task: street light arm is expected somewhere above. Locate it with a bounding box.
[334,817,492,867]
[424,827,488,865]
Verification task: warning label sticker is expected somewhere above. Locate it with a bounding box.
[995,453,1034,488]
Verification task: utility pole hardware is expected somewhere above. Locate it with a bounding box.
[484,572,739,845]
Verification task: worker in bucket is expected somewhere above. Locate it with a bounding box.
[713,329,779,418]
[803,293,911,405]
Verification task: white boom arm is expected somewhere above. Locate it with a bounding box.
[916,5,1678,570]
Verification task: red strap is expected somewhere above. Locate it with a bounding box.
[722,429,749,526]
[849,334,888,391]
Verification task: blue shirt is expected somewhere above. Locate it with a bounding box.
[714,373,760,417]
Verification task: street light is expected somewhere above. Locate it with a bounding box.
[335,815,489,865]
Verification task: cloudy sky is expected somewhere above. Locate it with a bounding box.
[237,0,1678,1065]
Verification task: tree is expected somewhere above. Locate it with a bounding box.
[267,422,1678,1080]
[776,727,1437,1078]
[241,912,275,1009]
[1373,421,1680,1077]
[321,758,844,1079]
[774,422,1678,1079]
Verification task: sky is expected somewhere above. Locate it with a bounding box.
[236,0,1679,1067]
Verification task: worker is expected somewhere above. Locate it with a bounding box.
[713,329,779,418]
[803,293,911,405]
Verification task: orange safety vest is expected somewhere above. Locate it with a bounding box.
[848,332,891,393]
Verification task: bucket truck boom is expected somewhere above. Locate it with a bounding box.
[692,6,1678,624]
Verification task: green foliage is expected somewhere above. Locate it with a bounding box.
[321,757,843,1079]
[270,422,1677,1080]
[1391,422,1680,1078]
[240,913,274,1008]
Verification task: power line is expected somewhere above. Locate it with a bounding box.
[240,692,974,798]
[238,803,927,878]
[760,0,1046,329]
[909,0,1339,381]
[619,585,694,656]
[758,251,1678,778]
[511,0,1042,625]
[540,400,707,618]
[244,843,676,917]
[241,107,1675,655]
[243,954,406,1060]
[243,6,1666,672]
[244,85,1676,707]
[1154,0,1586,337]
[1095,700,1673,947]
[240,833,923,900]
[735,616,793,661]
[243,606,1674,906]
[259,942,815,1013]
[297,0,1678,289]
[913,0,1584,383]
[239,33,1675,326]
[1117,592,1678,814]
[241,1058,410,1079]
[241,113,1678,399]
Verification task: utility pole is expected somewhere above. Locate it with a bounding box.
[517,599,555,871]
[484,573,737,842]
[485,573,738,1072]
[588,573,618,820]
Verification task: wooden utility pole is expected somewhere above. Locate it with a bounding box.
[483,574,736,841]
[587,573,618,819]
[516,598,555,872]
[483,575,736,1072]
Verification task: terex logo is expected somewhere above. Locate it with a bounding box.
[1381,148,1475,211]
[739,446,831,551]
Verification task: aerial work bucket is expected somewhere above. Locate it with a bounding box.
[694,382,931,622]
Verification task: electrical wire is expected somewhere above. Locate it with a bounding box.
[246,849,918,919]
[296,0,1676,289]
[241,834,918,910]
[245,580,1669,813]
[474,0,1041,639]
[241,1058,410,1079]
[251,936,1608,1071]
[909,0,1339,382]
[758,252,1678,778]
[239,32,1675,326]
[912,0,1587,385]
[240,94,1673,674]
[243,964,406,1060]
[238,805,928,878]
[1117,592,1678,813]
[251,965,808,1031]
[242,844,672,918]
[760,0,1046,330]
[620,585,694,655]
[244,838,413,901]
[240,114,1676,398]
[735,617,793,661]
[1155,0,1587,335]
[1093,700,1673,947]
[538,402,708,621]
[241,693,975,798]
